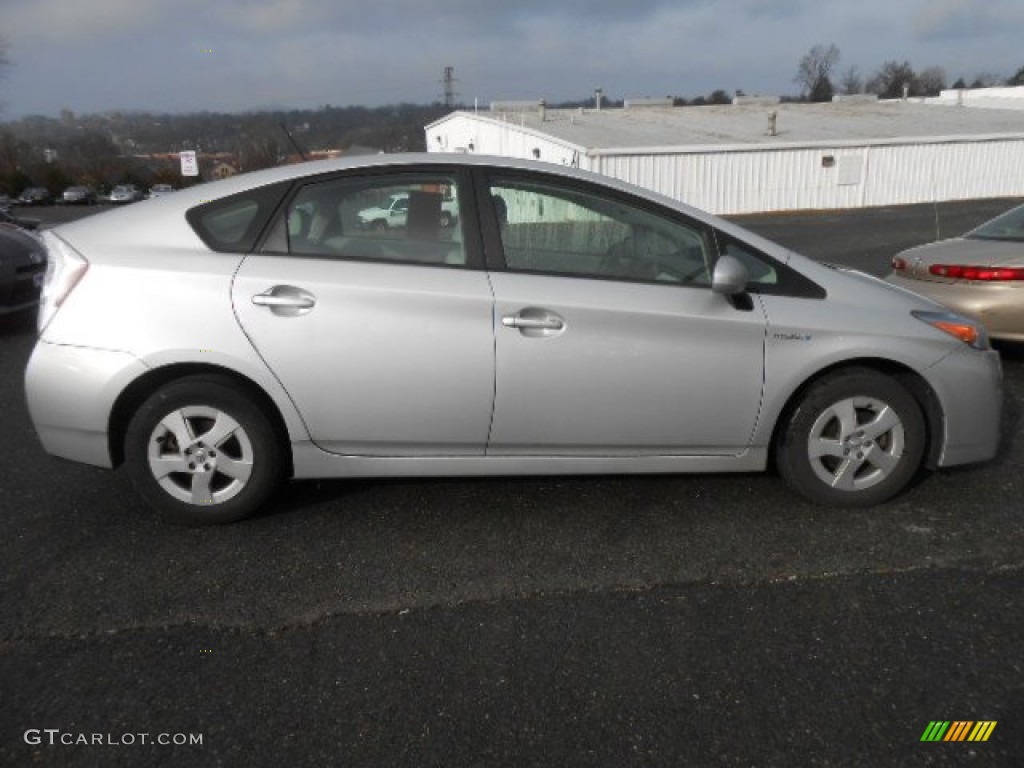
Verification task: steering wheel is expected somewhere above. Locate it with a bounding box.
[601,238,708,283]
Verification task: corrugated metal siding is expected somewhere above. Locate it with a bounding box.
[593,150,862,213]
[864,139,1024,207]
[592,140,1024,214]
[426,115,1024,214]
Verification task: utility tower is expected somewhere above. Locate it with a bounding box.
[442,66,458,109]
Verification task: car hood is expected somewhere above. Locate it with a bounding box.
[896,237,1024,267]
[819,261,947,310]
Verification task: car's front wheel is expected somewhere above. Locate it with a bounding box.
[124,375,285,525]
[775,368,926,506]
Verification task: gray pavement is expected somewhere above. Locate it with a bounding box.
[1,200,1023,766]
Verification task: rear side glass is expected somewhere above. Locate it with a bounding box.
[186,182,290,253]
[274,173,468,267]
[967,204,1024,242]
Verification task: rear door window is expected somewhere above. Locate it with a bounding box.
[265,172,471,268]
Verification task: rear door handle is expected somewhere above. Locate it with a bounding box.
[251,286,316,315]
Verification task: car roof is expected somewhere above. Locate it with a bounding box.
[107,152,714,222]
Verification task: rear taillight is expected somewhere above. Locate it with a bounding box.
[928,264,1024,281]
[38,231,89,333]
[891,256,907,271]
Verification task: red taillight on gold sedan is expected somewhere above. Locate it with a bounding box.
[891,256,908,271]
[928,264,1024,281]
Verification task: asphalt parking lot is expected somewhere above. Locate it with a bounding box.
[2,200,1023,766]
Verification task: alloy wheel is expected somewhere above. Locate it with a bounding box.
[147,405,254,505]
[806,396,905,492]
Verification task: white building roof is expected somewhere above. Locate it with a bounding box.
[920,85,1024,112]
[433,100,1024,156]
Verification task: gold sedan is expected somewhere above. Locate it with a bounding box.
[886,203,1024,342]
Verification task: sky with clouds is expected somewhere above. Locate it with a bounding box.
[1,0,1022,118]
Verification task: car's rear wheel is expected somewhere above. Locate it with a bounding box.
[124,375,284,525]
[775,368,926,506]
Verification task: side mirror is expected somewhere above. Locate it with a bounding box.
[711,254,749,296]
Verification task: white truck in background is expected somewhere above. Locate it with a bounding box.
[357,192,458,231]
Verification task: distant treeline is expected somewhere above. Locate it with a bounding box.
[0,103,453,194]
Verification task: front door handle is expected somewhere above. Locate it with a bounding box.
[251,285,316,316]
[501,307,566,338]
[252,294,315,309]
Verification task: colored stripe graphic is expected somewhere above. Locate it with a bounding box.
[944,722,972,741]
[921,722,949,741]
[968,722,997,742]
[920,721,996,742]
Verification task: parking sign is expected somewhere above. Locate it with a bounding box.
[180,151,199,177]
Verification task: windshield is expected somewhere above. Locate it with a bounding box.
[966,204,1024,242]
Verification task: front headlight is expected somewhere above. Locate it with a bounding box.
[911,309,989,350]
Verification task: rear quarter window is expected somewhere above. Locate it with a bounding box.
[186,182,290,253]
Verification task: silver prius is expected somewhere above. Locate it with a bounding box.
[25,154,1002,525]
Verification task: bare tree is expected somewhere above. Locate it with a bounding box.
[1009,66,1024,86]
[839,66,864,95]
[867,60,917,98]
[917,66,947,96]
[970,72,1002,88]
[795,44,840,102]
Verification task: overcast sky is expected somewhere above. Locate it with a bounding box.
[2,0,1022,118]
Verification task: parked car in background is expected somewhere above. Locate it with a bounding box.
[25,154,1002,525]
[0,224,46,316]
[17,187,53,206]
[0,207,41,231]
[886,202,1024,342]
[147,184,175,199]
[59,186,97,205]
[109,184,144,204]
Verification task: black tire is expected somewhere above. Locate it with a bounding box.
[124,375,285,525]
[775,368,926,507]
[371,219,388,232]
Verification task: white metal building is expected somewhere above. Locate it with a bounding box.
[425,100,1024,215]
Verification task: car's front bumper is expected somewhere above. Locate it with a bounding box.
[924,345,1003,468]
[25,341,149,468]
